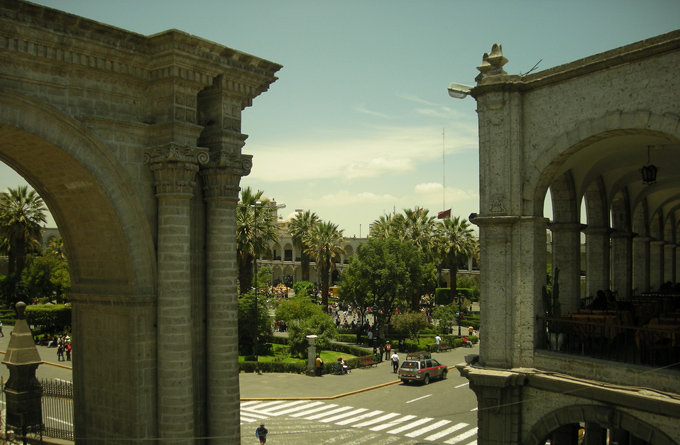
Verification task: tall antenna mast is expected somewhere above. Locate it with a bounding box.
[442,128,446,210]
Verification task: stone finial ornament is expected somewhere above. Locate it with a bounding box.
[476,43,509,81]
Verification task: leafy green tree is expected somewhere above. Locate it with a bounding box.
[431,304,457,334]
[256,265,273,290]
[237,290,272,356]
[0,185,47,277]
[340,237,435,343]
[286,311,337,358]
[391,311,428,340]
[292,280,314,299]
[304,220,344,313]
[21,249,70,303]
[288,210,319,282]
[275,294,320,322]
[236,187,279,295]
[275,293,336,357]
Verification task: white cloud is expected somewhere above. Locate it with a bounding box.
[247,123,477,183]
[397,93,438,106]
[415,182,443,193]
[301,190,398,208]
[355,105,392,119]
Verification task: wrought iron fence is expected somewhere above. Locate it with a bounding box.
[41,378,74,441]
[0,377,74,442]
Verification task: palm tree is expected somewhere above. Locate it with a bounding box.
[0,185,47,277]
[402,207,437,262]
[236,187,279,295]
[288,210,319,282]
[437,216,475,304]
[304,220,345,313]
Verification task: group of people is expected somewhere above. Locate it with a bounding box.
[46,334,72,361]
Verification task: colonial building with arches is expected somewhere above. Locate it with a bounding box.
[458,31,680,444]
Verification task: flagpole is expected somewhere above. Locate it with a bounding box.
[442,128,446,211]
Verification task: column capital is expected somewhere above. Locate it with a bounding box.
[200,161,251,202]
[632,236,652,243]
[144,143,209,197]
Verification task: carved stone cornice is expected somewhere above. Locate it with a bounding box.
[144,143,209,197]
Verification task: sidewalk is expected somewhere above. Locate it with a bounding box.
[0,325,480,401]
[239,343,479,400]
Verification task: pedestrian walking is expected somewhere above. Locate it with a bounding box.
[255,423,268,444]
[390,351,400,373]
[435,334,441,352]
[384,341,391,360]
[0,319,4,337]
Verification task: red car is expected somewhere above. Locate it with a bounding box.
[397,352,448,385]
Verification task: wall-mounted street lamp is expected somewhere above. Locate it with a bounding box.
[447,82,473,99]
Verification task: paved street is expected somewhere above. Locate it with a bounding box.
[0,326,480,444]
[238,345,479,444]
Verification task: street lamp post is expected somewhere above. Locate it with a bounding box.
[457,293,462,337]
[245,201,285,370]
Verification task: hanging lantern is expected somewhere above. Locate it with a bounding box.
[640,145,657,185]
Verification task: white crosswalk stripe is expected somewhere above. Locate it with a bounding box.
[424,422,468,441]
[240,400,478,443]
[352,412,401,428]
[405,419,451,438]
[369,414,416,431]
[290,402,338,417]
[335,409,383,426]
[387,417,433,435]
[320,407,368,423]
[444,427,478,444]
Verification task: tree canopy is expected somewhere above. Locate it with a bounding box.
[236,187,279,295]
[339,237,436,341]
[0,185,47,277]
[304,220,344,312]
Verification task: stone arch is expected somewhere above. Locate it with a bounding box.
[0,88,155,293]
[527,404,678,445]
[343,244,354,263]
[0,88,158,438]
[529,111,680,216]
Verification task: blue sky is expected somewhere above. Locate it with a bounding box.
[6,0,680,236]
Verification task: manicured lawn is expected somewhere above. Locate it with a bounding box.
[239,343,357,364]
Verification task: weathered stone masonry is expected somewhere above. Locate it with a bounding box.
[0,1,281,443]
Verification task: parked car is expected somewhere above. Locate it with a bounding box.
[397,351,447,385]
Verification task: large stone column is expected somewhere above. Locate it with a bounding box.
[146,144,207,442]
[584,226,611,297]
[201,154,250,443]
[632,236,651,294]
[649,240,664,290]
[611,231,633,300]
[664,243,676,283]
[550,222,582,313]
[459,366,526,445]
